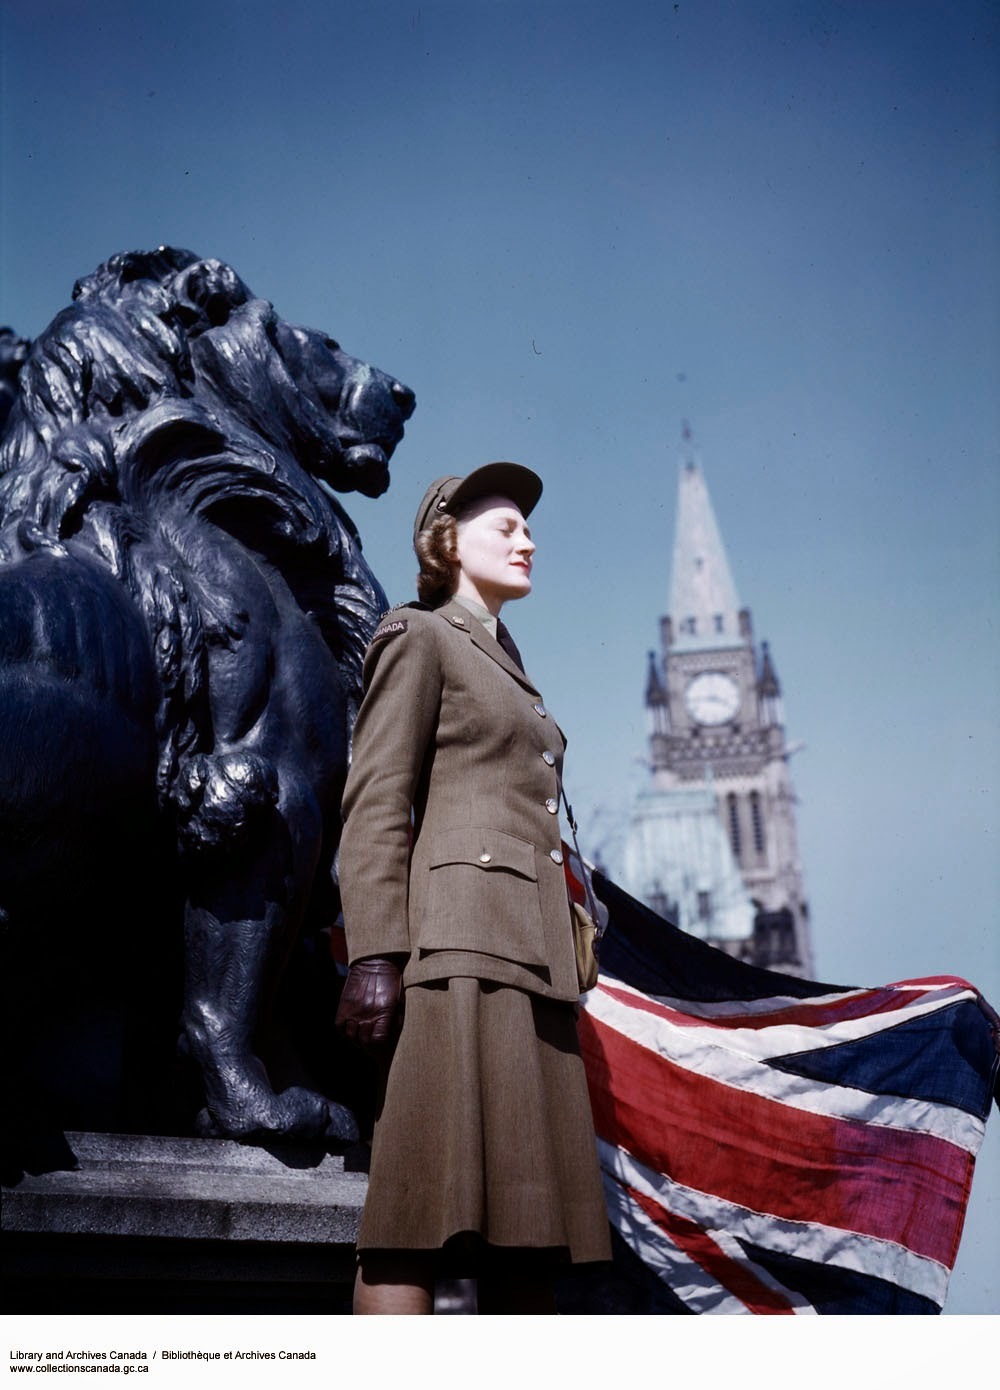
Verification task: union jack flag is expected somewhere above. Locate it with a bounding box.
[576,869,1000,1315]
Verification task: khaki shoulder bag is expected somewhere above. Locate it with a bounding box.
[561,787,604,994]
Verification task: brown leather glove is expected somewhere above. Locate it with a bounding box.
[335,956,404,1052]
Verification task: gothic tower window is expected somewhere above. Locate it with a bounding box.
[727,793,741,859]
[648,879,675,920]
[750,791,766,855]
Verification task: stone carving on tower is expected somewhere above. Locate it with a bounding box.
[621,428,814,975]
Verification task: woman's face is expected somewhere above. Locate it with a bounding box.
[454,493,535,614]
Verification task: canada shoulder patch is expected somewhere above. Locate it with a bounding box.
[372,618,408,642]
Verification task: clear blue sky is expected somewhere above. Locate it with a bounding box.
[2,0,997,1318]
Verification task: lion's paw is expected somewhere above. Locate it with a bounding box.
[323,1101,360,1144]
[195,1084,358,1144]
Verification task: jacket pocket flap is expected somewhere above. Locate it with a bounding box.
[428,828,537,880]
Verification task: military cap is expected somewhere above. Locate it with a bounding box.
[412,462,543,548]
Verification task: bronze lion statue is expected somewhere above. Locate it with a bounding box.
[0,248,414,1143]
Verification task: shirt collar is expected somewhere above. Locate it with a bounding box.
[451,593,498,638]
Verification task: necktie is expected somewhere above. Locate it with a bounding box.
[495,620,525,673]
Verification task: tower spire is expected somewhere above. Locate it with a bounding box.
[757,640,785,728]
[645,649,669,741]
[758,640,781,696]
[668,426,742,651]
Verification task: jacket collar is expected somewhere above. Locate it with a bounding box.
[435,597,541,696]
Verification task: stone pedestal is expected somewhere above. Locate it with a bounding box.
[1,1132,367,1313]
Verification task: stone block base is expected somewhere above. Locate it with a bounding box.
[2,1131,366,1314]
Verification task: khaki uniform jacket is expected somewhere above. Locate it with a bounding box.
[339,597,580,1002]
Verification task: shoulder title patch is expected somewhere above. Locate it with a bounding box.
[372,619,408,642]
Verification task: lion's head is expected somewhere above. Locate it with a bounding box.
[0,246,414,549]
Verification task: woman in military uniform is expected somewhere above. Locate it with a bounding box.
[335,463,610,1314]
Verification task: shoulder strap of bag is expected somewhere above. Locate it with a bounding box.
[560,785,604,937]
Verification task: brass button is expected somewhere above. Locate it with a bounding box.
[549,849,563,865]
[533,702,547,718]
[478,852,492,864]
[545,798,558,814]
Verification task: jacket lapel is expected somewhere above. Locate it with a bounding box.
[436,598,541,696]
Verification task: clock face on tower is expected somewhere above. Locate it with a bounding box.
[684,671,740,726]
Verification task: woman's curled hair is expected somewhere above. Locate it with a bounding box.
[415,514,458,606]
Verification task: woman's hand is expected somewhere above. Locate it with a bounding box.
[335,956,404,1051]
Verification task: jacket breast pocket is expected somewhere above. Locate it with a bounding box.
[416,828,548,966]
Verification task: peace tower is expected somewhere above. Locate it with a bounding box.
[620,429,814,975]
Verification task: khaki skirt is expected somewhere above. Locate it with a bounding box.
[358,977,611,1268]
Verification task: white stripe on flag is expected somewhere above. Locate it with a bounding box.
[613,979,974,1024]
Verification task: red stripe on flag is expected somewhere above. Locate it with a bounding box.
[580,1010,973,1268]
[623,1180,797,1314]
[598,979,941,1033]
